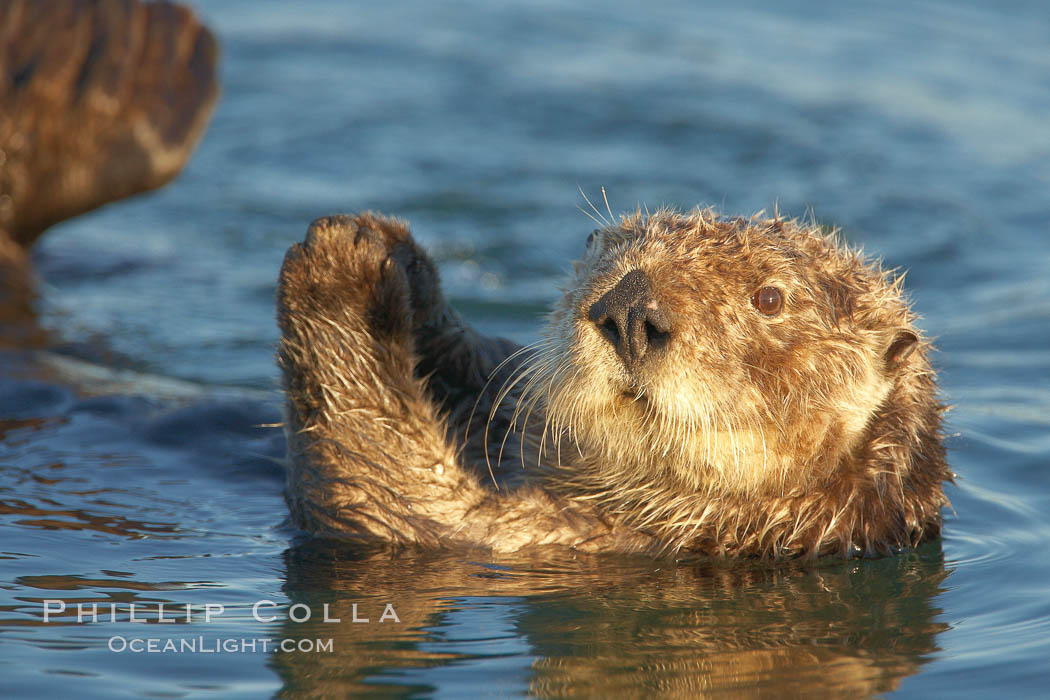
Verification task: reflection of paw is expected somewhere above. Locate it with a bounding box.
[277,213,414,338]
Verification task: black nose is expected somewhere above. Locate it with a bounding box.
[587,269,672,369]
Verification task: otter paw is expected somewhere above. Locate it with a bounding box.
[389,235,445,328]
[277,213,415,338]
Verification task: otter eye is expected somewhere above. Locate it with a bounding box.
[586,230,598,247]
[752,286,784,316]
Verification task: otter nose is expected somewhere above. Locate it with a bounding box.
[587,269,672,369]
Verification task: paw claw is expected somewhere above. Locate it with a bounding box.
[303,215,359,251]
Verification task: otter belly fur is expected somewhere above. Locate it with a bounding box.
[276,209,951,559]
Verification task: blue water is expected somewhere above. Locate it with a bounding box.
[2,0,1049,696]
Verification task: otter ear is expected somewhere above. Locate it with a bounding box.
[884,330,919,370]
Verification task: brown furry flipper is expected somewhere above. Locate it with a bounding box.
[0,0,219,245]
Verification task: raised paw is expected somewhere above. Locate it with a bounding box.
[277,213,418,340]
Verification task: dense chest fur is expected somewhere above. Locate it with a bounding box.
[276,210,952,559]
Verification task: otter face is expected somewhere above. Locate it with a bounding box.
[535,210,922,497]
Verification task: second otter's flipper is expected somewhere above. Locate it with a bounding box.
[0,0,219,246]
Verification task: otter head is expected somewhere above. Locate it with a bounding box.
[536,209,925,498]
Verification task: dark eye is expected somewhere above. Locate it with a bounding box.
[752,286,784,316]
[586,230,598,247]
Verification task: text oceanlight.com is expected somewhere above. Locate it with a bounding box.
[107,636,334,654]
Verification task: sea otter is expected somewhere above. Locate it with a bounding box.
[276,209,951,559]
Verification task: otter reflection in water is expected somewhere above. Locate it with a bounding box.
[277,211,952,558]
[270,541,951,697]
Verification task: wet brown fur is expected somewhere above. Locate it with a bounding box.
[276,209,952,559]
